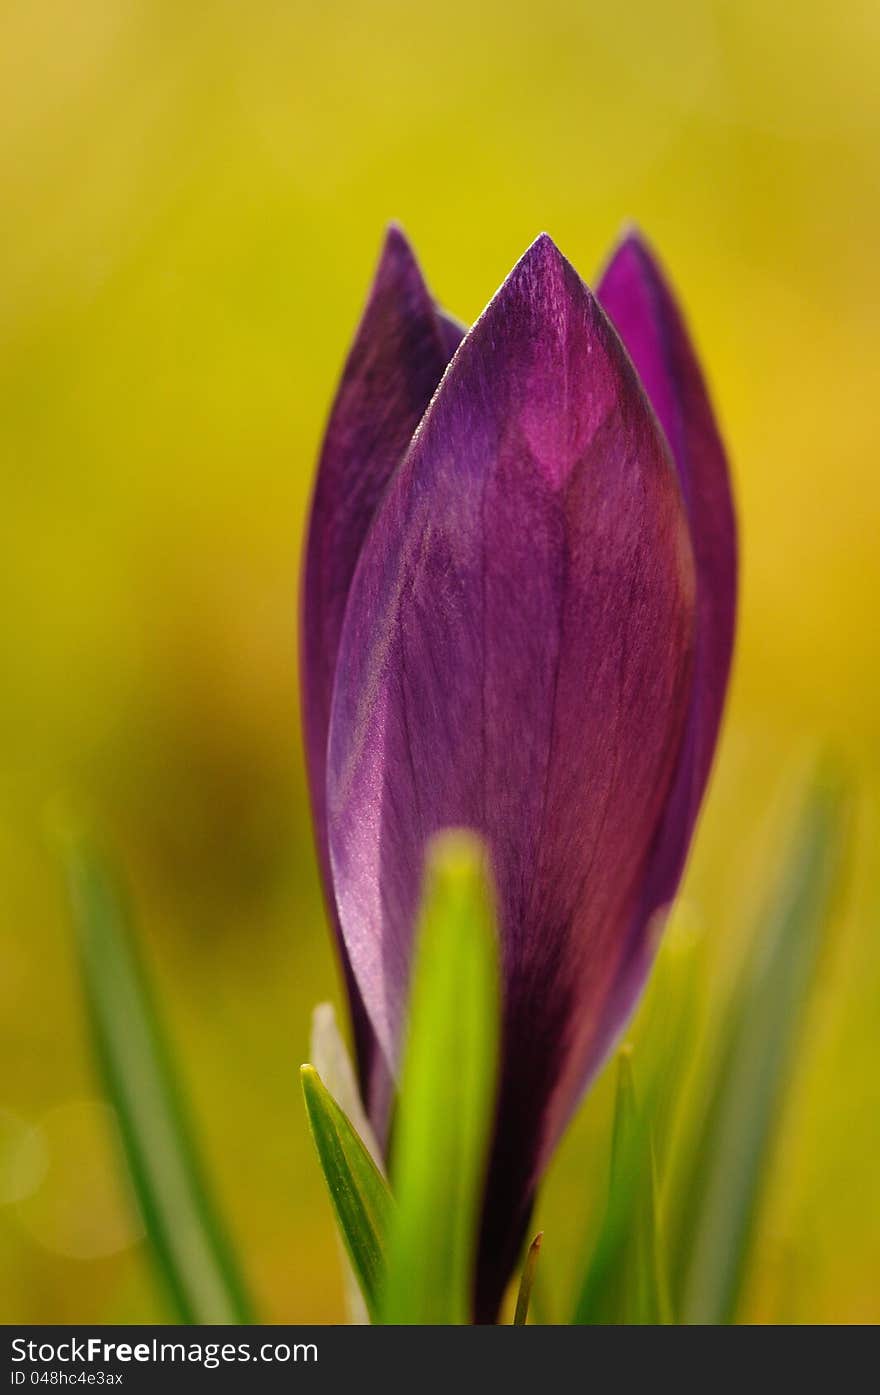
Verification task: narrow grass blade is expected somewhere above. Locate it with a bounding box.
[630,909,703,1168]
[64,834,253,1324]
[381,831,500,1325]
[513,1233,544,1325]
[310,1003,385,1323]
[300,1065,393,1323]
[572,1048,670,1324]
[672,771,847,1324]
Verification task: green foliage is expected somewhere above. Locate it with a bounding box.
[572,1050,669,1324]
[300,1066,394,1324]
[65,834,253,1325]
[569,772,846,1326]
[67,772,848,1328]
[309,1002,385,1323]
[669,771,847,1324]
[380,831,500,1324]
[513,1233,544,1325]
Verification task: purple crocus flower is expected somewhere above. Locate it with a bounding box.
[301,227,736,1321]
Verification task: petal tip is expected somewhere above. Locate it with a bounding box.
[503,232,591,321]
[377,221,420,278]
[618,217,648,246]
[518,230,568,278]
[603,220,654,270]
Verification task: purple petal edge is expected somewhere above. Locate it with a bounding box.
[588,229,738,1078]
[300,225,462,1122]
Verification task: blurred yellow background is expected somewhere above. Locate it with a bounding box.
[1,0,878,1323]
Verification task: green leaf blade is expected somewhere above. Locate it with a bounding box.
[64,835,253,1325]
[671,770,848,1324]
[309,1002,384,1323]
[300,1065,393,1323]
[381,830,500,1325]
[513,1232,544,1325]
[572,1048,669,1324]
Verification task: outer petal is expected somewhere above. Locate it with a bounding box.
[300,226,462,1121]
[327,234,696,1318]
[592,231,738,1068]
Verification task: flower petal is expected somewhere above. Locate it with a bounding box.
[300,226,462,1118]
[592,230,738,1067]
[327,234,696,1317]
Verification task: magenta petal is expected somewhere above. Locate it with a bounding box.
[327,234,696,1317]
[300,226,462,1119]
[592,231,738,1067]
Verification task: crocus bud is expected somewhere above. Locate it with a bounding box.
[301,227,736,1321]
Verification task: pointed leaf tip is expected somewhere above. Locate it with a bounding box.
[513,1232,544,1326]
[300,1064,393,1323]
